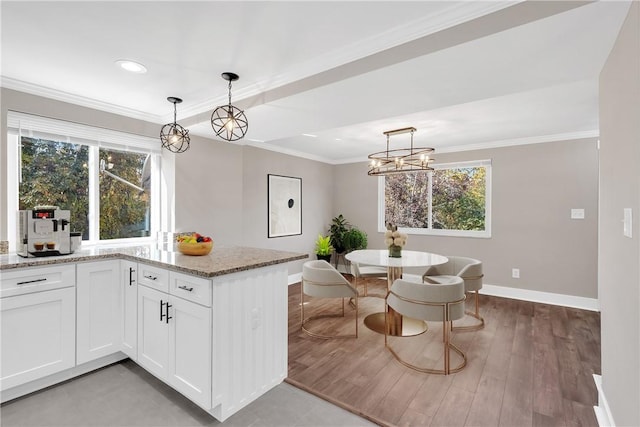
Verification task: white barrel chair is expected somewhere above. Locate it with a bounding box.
[301,260,359,339]
[386,277,467,374]
[423,256,484,332]
[350,262,387,297]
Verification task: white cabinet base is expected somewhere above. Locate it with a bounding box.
[1,352,127,403]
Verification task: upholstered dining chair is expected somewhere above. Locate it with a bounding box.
[385,277,466,374]
[350,262,387,297]
[423,256,484,332]
[301,260,359,339]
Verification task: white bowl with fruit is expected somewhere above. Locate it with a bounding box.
[176,233,213,256]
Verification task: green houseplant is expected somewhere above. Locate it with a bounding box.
[329,214,350,254]
[343,227,368,252]
[314,234,333,262]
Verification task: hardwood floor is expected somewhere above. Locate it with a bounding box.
[286,277,601,427]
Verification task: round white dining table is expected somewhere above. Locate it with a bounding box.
[345,249,448,337]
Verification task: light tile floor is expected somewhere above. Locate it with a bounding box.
[1,360,375,427]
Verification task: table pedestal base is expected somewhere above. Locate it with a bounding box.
[364,312,428,337]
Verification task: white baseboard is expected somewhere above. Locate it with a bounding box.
[593,374,615,426]
[480,283,599,311]
[288,272,302,285]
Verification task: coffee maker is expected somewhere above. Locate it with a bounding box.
[17,207,72,257]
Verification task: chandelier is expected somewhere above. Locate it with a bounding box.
[211,72,248,142]
[368,127,434,176]
[160,97,190,153]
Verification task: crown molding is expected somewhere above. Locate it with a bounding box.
[1,77,162,124]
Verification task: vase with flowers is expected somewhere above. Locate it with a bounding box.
[384,223,408,258]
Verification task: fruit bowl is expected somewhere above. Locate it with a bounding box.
[177,241,213,256]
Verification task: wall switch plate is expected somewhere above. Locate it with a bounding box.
[571,208,585,219]
[623,208,632,238]
[512,268,520,279]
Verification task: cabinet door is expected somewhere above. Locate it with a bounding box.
[168,296,212,409]
[1,287,76,390]
[76,260,121,364]
[121,260,137,360]
[137,285,169,379]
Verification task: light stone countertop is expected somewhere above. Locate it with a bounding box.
[0,245,308,278]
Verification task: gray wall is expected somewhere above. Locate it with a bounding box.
[599,2,640,425]
[240,146,334,274]
[334,139,599,298]
[174,135,244,245]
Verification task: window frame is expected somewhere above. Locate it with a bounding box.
[377,159,492,238]
[6,112,170,250]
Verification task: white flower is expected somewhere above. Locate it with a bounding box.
[394,237,405,246]
[391,231,400,238]
[384,230,393,238]
[384,237,394,246]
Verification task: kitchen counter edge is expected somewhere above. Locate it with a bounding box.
[0,246,309,278]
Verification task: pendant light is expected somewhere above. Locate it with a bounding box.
[368,127,434,176]
[211,72,248,142]
[160,97,190,153]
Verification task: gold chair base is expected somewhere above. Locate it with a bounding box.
[452,311,485,332]
[302,313,358,339]
[385,339,467,375]
[452,290,484,332]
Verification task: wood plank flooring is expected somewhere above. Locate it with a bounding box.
[286,277,601,427]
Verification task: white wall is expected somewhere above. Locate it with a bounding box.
[598,3,640,425]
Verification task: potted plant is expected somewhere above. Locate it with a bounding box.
[314,234,333,262]
[343,227,368,252]
[329,214,350,254]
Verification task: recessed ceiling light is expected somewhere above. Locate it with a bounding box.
[302,133,317,138]
[116,60,147,74]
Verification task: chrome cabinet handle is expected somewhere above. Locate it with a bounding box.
[17,278,47,285]
[178,285,194,292]
[144,274,157,281]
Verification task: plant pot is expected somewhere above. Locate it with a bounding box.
[317,254,332,262]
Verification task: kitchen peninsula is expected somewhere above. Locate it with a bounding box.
[0,245,307,422]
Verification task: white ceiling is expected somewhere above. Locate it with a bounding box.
[0,1,632,164]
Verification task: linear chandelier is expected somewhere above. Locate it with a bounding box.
[368,127,434,176]
[160,97,190,153]
[211,72,248,142]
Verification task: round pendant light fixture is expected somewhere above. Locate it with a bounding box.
[160,97,190,153]
[211,72,248,142]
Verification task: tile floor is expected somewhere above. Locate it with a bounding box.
[0,359,375,427]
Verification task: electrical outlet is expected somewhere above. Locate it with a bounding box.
[512,268,520,279]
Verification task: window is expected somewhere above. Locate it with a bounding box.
[7,112,167,248]
[379,160,491,238]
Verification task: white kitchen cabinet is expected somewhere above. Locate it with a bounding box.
[76,260,121,365]
[137,285,169,379]
[1,266,76,391]
[137,282,212,409]
[121,260,137,360]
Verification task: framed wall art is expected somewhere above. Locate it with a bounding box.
[268,174,302,238]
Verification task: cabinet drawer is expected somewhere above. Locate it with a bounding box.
[169,271,211,307]
[1,265,75,298]
[137,263,169,293]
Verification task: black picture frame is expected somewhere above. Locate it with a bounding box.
[268,174,302,238]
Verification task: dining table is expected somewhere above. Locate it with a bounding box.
[345,249,448,337]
